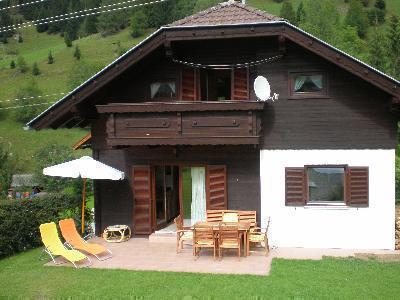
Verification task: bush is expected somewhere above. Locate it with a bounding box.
[32,62,40,76]
[73,45,81,60]
[0,192,90,258]
[17,55,28,73]
[130,10,146,38]
[367,7,386,24]
[10,60,15,69]
[47,51,54,64]
[13,80,45,123]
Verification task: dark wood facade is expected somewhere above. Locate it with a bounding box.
[87,33,398,235]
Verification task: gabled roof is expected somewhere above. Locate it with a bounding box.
[27,3,400,130]
[168,1,281,26]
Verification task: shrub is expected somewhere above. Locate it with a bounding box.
[130,10,146,38]
[64,32,72,47]
[47,51,54,64]
[10,60,15,69]
[32,62,40,76]
[73,45,81,60]
[17,55,28,73]
[0,192,90,258]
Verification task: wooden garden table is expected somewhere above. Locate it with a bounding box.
[193,221,251,257]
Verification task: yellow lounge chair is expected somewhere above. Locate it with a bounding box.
[59,218,112,261]
[39,222,91,268]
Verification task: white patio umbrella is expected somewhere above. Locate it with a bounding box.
[43,156,125,234]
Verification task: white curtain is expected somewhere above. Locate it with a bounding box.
[168,82,176,94]
[310,75,323,89]
[190,167,206,224]
[294,75,307,92]
[150,82,161,99]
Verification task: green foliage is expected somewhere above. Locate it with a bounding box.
[299,0,341,45]
[73,45,81,60]
[67,61,102,91]
[17,35,23,43]
[17,55,28,73]
[47,51,54,64]
[64,32,72,47]
[130,10,147,38]
[345,0,369,38]
[10,60,15,69]
[280,1,297,25]
[396,154,400,202]
[96,0,130,37]
[33,144,75,193]
[387,14,400,78]
[0,11,14,43]
[193,0,220,13]
[13,80,45,123]
[337,26,368,61]
[0,193,85,258]
[0,143,13,198]
[368,26,388,71]
[32,62,40,76]
[361,0,370,7]
[296,2,306,24]
[368,7,386,24]
[375,0,386,10]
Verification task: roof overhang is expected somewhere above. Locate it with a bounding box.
[27,21,400,130]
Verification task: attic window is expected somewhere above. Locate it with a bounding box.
[150,81,176,100]
[289,72,327,98]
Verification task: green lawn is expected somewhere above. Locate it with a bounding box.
[0,248,399,299]
[0,119,89,172]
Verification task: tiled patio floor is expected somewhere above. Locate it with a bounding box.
[48,237,400,276]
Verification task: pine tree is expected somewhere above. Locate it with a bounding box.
[64,32,72,47]
[17,56,28,73]
[48,51,54,64]
[345,0,369,38]
[280,1,296,25]
[10,60,15,69]
[74,46,81,60]
[130,10,146,38]
[375,0,386,10]
[368,26,388,72]
[17,35,23,43]
[387,14,400,78]
[32,62,40,76]
[296,2,306,25]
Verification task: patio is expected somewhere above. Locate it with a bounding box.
[48,236,400,276]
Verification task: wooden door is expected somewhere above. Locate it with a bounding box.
[206,165,227,210]
[132,166,153,234]
[232,68,249,100]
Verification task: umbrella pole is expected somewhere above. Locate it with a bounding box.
[81,178,86,234]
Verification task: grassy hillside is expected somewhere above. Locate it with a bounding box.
[0,119,89,172]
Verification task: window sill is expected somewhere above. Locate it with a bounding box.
[303,203,350,210]
[287,95,331,100]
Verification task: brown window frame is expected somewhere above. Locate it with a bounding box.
[288,71,328,99]
[305,164,348,205]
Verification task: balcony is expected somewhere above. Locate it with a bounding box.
[96,101,265,146]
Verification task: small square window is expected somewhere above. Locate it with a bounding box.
[290,72,327,98]
[307,167,345,203]
[150,81,176,100]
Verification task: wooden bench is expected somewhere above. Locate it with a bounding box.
[206,210,257,229]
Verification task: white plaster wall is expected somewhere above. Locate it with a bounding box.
[260,149,395,250]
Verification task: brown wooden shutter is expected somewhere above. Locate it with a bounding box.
[181,68,196,100]
[347,167,369,207]
[132,166,152,234]
[285,167,306,206]
[206,165,227,210]
[232,68,249,100]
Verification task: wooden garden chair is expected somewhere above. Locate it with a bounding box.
[248,217,270,255]
[218,223,241,260]
[222,211,239,223]
[193,223,217,260]
[59,218,112,261]
[174,215,193,253]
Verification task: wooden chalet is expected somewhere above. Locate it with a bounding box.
[28,1,400,250]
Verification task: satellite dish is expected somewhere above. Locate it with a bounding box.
[254,76,271,101]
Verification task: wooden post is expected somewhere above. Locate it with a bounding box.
[81,178,87,234]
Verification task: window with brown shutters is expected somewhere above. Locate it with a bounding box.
[206,165,227,210]
[285,165,369,207]
[347,167,369,207]
[285,167,306,206]
[181,68,196,101]
[232,68,249,100]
